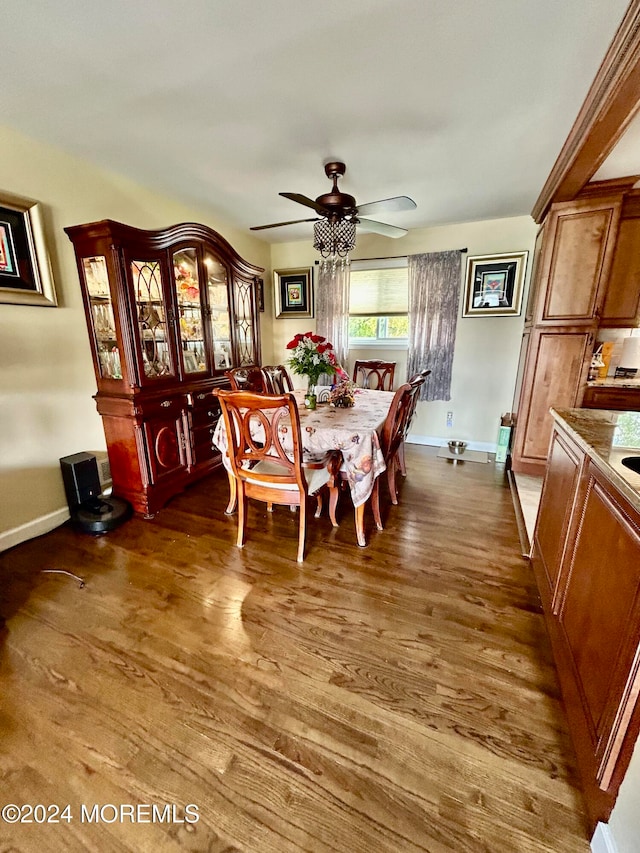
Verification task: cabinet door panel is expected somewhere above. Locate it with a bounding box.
[601,217,640,327]
[521,331,592,461]
[543,209,615,321]
[558,471,640,789]
[534,432,582,601]
[142,415,188,484]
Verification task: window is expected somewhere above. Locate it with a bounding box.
[349,258,408,345]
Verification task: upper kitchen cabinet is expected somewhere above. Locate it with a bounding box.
[65,219,263,516]
[528,195,622,326]
[600,195,640,327]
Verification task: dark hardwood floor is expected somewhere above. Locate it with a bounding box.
[0,446,590,852]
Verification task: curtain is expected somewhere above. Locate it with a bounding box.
[315,264,350,384]
[407,251,461,401]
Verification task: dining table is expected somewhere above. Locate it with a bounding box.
[212,387,395,546]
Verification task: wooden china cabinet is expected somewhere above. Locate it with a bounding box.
[65,220,263,516]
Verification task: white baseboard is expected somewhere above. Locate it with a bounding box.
[407,434,497,454]
[591,822,619,853]
[0,506,70,553]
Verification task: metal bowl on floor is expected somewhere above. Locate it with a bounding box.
[448,440,467,456]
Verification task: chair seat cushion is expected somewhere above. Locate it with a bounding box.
[245,459,331,495]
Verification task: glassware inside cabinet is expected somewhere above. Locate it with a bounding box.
[204,253,232,370]
[82,256,122,379]
[131,259,175,379]
[173,248,207,374]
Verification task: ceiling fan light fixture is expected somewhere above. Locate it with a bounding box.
[313,218,356,272]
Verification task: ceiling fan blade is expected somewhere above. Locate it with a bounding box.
[250,217,319,231]
[355,196,417,217]
[357,218,408,238]
[280,192,329,214]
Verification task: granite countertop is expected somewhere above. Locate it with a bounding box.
[551,407,640,513]
[586,377,640,389]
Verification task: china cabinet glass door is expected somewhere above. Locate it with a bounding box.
[234,276,255,365]
[131,258,175,379]
[82,255,122,379]
[204,252,232,370]
[173,248,208,375]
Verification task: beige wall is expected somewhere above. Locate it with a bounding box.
[0,125,270,547]
[270,215,538,448]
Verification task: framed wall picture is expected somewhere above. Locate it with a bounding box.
[0,190,57,307]
[274,267,313,319]
[462,251,528,317]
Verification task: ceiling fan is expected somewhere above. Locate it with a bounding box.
[250,161,417,239]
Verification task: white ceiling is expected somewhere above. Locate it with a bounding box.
[1,0,632,243]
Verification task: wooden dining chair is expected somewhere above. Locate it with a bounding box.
[214,389,339,562]
[370,381,423,530]
[261,364,294,394]
[225,366,267,393]
[398,369,431,475]
[352,359,396,391]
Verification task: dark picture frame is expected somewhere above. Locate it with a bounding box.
[462,251,528,317]
[0,190,57,307]
[274,267,313,319]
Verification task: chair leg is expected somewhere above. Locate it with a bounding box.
[236,483,247,549]
[225,472,237,514]
[398,442,407,477]
[297,498,307,562]
[267,502,274,512]
[387,458,399,505]
[372,478,383,531]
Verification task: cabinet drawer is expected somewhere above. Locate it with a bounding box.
[190,397,221,428]
[137,394,189,420]
[191,423,219,464]
[582,387,640,411]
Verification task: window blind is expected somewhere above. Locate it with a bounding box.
[349,262,408,316]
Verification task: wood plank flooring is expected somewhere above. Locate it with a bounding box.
[0,446,590,852]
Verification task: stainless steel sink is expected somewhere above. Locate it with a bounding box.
[621,456,640,474]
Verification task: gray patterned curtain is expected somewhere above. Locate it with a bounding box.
[407,251,462,401]
[315,263,350,384]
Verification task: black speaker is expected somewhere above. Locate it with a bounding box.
[60,452,101,510]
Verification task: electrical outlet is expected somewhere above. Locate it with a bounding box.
[446,411,453,428]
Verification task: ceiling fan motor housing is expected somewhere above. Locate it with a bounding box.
[317,161,356,216]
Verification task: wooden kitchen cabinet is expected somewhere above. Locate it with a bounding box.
[512,190,624,475]
[531,412,640,830]
[600,214,640,327]
[511,328,593,474]
[533,430,584,606]
[65,219,264,516]
[582,385,640,411]
[530,196,621,326]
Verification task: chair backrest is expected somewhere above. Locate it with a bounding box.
[353,360,396,391]
[214,389,307,494]
[225,366,267,393]
[261,364,294,394]
[380,382,422,463]
[406,368,431,431]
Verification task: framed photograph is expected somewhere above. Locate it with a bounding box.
[0,190,57,307]
[274,267,313,319]
[462,251,528,318]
